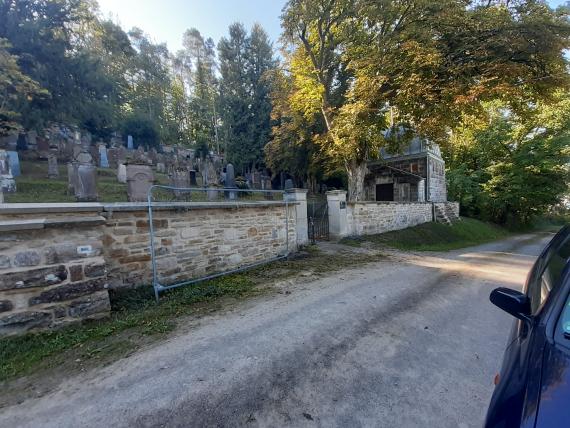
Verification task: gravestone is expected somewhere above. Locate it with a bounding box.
[156,162,166,174]
[127,135,134,150]
[225,163,237,200]
[117,163,127,184]
[27,131,37,148]
[171,168,189,198]
[99,145,109,168]
[47,152,59,179]
[74,148,97,202]
[0,150,16,193]
[284,178,294,190]
[117,146,127,164]
[107,148,119,168]
[126,164,154,202]
[16,133,28,151]
[36,136,49,154]
[67,162,78,194]
[7,151,20,177]
[189,169,197,186]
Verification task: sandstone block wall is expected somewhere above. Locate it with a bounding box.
[346,202,433,236]
[0,214,109,336]
[0,201,297,335]
[104,203,295,289]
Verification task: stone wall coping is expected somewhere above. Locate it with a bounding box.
[325,190,347,195]
[0,216,107,232]
[0,200,296,215]
[349,201,434,206]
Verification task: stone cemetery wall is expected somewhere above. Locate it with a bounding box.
[0,200,299,335]
[346,201,434,236]
[0,211,109,336]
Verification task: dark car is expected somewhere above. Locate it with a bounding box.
[485,225,570,427]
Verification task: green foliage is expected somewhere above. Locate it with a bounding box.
[342,218,510,251]
[121,115,159,149]
[447,95,570,227]
[218,23,276,172]
[278,0,570,200]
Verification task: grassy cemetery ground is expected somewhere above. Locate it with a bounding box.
[4,160,171,203]
[341,218,511,251]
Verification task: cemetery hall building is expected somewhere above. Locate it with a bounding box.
[365,136,447,203]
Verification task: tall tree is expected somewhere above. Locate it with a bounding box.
[281,0,570,201]
[218,23,275,172]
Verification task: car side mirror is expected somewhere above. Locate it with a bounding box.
[490,288,532,322]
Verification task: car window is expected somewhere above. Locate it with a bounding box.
[529,234,570,314]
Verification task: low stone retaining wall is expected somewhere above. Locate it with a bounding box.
[0,197,303,336]
[347,201,433,236]
[326,190,460,239]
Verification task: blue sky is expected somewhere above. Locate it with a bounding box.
[97,0,287,52]
[97,0,568,53]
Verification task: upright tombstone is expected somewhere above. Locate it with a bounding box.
[47,152,59,179]
[27,131,37,149]
[6,151,20,177]
[127,135,134,150]
[126,164,154,202]
[117,163,127,184]
[171,168,189,198]
[284,178,294,190]
[67,162,78,194]
[74,148,98,202]
[0,150,16,193]
[224,163,237,200]
[99,144,109,168]
[16,133,27,151]
[156,162,166,174]
[189,169,197,186]
[107,147,119,168]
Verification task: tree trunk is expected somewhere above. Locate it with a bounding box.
[346,159,368,202]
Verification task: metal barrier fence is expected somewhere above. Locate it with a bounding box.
[147,185,290,302]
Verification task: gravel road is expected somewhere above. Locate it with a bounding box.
[0,233,552,428]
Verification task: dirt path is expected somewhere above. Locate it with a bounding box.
[0,233,552,428]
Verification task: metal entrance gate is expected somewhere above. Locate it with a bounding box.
[148,185,289,302]
[307,199,329,242]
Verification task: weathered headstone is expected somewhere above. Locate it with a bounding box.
[0,150,16,193]
[117,163,127,184]
[156,162,166,174]
[107,148,119,168]
[171,168,189,198]
[189,169,197,186]
[225,163,237,200]
[127,135,134,150]
[36,136,49,155]
[284,178,294,190]
[67,162,78,194]
[74,148,97,202]
[7,151,20,177]
[99,145,109,168]
[47,152,59,179]
[16,133,27,151]
[27,131,37,148]
[126,164,154,202]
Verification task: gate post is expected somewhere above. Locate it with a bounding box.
[284,188,309,247]
[327,190,348,240]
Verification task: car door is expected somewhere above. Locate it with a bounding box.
[486,227,570,428]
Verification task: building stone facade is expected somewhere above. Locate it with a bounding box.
[365,137,448,203]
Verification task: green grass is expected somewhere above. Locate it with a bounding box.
[0,273,257,382]
[341,218,510,251]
